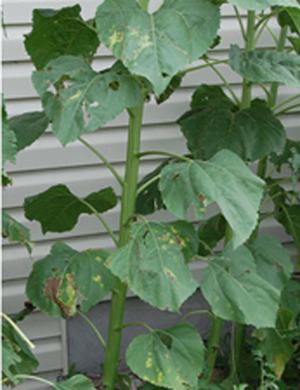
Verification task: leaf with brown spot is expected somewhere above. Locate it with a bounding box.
[27,242,116,318]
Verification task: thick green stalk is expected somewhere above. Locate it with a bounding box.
[268,26,288,108]
[240,11,256,110]
[103,104,144,390]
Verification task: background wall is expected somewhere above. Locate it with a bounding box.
[2,1,299,389]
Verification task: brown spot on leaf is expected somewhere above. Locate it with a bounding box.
[198,193,206,203]
[44,277,72,319]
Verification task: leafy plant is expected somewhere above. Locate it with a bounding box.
[2,0,300,389]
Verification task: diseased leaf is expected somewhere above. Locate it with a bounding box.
[247,236,293,291]
[8,111,49,151]
[179,86,285,161]
[198,214,226,256]
[126,324,205,390]
[227,0,299,10]
[201,245,281,327]
[2,320,38,386]
[25,5,100,70]
[24,184,118,234]
[106,221,198,312]
[275,204,300,268]
[253,328,295,378]
[278,6,300,34]
[56,374,96,390]
[2,211,34,254]
[166,220,199,263]
[32,57,143,145]
[229,45,300,88]
[96,0,220,95]
[26,242,116,318]
[156,74,184,104]
[270,139,300,171]
[161,150,265,248]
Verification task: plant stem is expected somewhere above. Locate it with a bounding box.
[241,11,256,110]
[275,102,300,116]
[13,375,57,388]
[2,312,35,349]
[180,310,213,324]
[268,26,288,108]
[233,6,246,41]
[273,94,300,111]
[178,59,228,76]
[136,173,161,196]
[79,137,124,188]
[78,198,119,246]
[120,322,153,332]
[77,310,107,349]
[138,150,190,162]
[204,59,240,106]
[102,104,144,390]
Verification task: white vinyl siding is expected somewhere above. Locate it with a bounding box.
[2,1,299,389]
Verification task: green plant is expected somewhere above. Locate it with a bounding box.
[2,0,300,389]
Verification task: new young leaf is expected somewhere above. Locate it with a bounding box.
[96,0,220,96]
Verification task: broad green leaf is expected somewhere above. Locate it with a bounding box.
[56,375,96,390]
[126,324,205,390]
[198,214,226,256]
[229,45,300,88]
[8,111,48,151]
[278,7,300,34]
[26,242,116,318]
[32,57,143,145]
[179,87,285,161]
[247,236,293,291]
[201,245,281,327]
[253,328,295,378]
[161,150,265,248]
[166,220,199,263]
[2,98,17,185]
[24,184,118,234]
[227,0,299,10]
[2,211,34,254]
[288,35,300,53]
[275,204,300,268]
[281,280,300,320]
[25,5,100,70]
[96,0,220,96]
[106,221,198,312]
[2,320,39,386]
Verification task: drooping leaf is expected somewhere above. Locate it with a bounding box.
[227,0,299,10]
[278,6,300,34]
[25,5,100,70]
[198,214,226,256]
[56,374,96,390]
[32,57,143,145]
[270,139,300,171]
[126,324,205,390]
[275,204,300,268]
[288,35,300,53]
[253,328,295,378]
[166,220,199,263]
[2,98,17,185]
[136,160,171,215]
[160,150,265,248]
[26,242,116,318]
[2,211,34,254]
[179,87,285,161]
[96,0,220,96]
[229,45,300,88]
[247,236,293,291]
[156,74,184,104]
[2,320,39,386]
[24,184,118,234]
[106,221,198,312]
[8,111,49,151]
[201,245,281,327]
